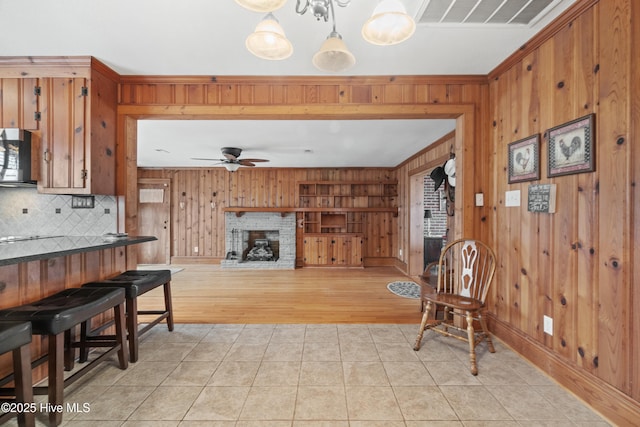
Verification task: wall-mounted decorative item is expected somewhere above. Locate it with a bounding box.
[527,184,557,213]
[508,134,540,183]
[547,114,595,177]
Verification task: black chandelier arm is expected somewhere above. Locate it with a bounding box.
[295,0,309,15]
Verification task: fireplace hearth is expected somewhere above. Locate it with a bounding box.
[222,212,295,269]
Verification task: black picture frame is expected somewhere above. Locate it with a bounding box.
[547,114,595,178]
[508,134,540,184]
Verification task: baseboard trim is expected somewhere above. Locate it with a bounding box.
[489,315,639,426]
[171,256,221,264]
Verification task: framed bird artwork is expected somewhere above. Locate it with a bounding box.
[508,134,540,184]
[547,114,595,177]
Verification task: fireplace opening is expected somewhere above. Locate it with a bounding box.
[243,230,279,262]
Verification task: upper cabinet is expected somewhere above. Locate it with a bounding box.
[0,57,119,195]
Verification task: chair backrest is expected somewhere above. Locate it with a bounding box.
[436,239,496,303]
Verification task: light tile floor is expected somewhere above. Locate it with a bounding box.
[11,324,611,426]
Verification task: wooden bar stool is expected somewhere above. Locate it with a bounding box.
[0,321,35,427]
[82,269,174,362]
[0,287,128,426]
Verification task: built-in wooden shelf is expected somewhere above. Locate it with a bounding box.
[223,206,398,217]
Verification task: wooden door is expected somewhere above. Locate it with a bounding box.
[137,178,171,264]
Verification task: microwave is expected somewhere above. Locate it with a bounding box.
[0,128,34,185]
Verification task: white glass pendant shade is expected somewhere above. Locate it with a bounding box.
[224,163,241,172]
[362,0,415,46]
[246,14,293,60]
[234,0,287,13]
[312,33,356,72]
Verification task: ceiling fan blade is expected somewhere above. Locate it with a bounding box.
[240,158,269,163]
[238,160,256,167]
[191,157,225,161]
[223,153,238,161]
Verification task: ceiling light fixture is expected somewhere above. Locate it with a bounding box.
[362,0,415,46]
[236,0,414,72]
[245,13,293,60]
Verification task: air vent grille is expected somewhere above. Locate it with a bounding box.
[418,0,556,25]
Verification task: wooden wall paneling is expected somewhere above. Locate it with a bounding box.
[550,22,579,362]
[536,39,555,348]
[573,7,599,374]
[597,0,632,394]
[491,70,510,324]
[221,84,238,104]
[631,0,640,403]
[519,52,541,339]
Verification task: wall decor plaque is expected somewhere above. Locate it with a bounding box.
[527,184,557,213]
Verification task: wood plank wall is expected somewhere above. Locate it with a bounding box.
[137,167,399,263]
[486,0,639,424]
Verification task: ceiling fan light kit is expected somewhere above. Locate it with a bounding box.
[237,0,414,72]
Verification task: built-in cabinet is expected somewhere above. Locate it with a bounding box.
[302,234,363,267]
[0,57,119,195]
[299,180,397,267]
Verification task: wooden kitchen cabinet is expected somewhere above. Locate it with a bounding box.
[0,57,119,195]
[303,234,363,267]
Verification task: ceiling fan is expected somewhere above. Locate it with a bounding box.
[192,147,269,171]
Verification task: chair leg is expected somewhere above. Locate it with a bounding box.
[78,320,90,363]
[47,333,65,426]
[478,312,496,353]
[114,302,129,370]
[163,281,174,331]
[466,311,478,375]
[13,344,35,427]
[126,297,138,363]
[413,301,433,351]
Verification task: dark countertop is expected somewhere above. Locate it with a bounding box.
[0,235,157,266]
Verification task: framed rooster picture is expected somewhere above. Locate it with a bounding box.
[547,114,595,177]
[508,134,540,183]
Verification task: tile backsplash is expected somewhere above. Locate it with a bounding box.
[0,187,117,237]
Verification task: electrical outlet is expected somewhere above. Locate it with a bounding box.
[399,249,403,258]
[543,315,553,335]
[475,193,484,206]
[194,246,199,253]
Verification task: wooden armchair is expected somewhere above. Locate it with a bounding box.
[413,238,497,375]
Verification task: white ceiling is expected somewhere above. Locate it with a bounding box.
[0,0,577,168]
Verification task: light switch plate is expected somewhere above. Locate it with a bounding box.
[505,190,521,207]
[475,193,484,206]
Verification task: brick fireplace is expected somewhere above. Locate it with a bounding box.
[221,212,296,269]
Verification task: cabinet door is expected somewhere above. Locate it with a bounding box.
[329,236,363,266]
[0,78,39,130]
[303,236,330,265]
[39,77,88,193]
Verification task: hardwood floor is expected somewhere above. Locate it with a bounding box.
[138,265,424,324]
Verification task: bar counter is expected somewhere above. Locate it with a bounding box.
[0,235,156,266]
[0,235,157,382]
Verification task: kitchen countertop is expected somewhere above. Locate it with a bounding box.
[0,235,157,266]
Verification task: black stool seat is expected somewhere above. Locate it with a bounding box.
[0,288,125,335]
[82,269,174,363]
[0,321,32,354]
[0,288,128,426]
[87,269,171,298]
[0,321,34,427]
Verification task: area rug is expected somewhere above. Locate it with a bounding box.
[387,281,421,299]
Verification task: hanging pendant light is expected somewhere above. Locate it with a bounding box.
[234,0,287,13]
[246,13,293,60]
[362,0,415,46]
[312,31,355,72]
